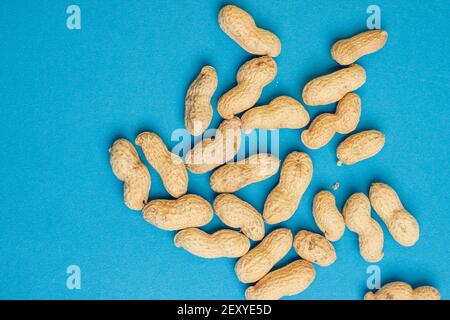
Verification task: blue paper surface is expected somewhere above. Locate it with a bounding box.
[0,0,449,299]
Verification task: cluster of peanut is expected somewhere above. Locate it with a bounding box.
[109,5,439,300]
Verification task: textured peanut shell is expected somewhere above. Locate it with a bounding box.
[263,152,313,224]
[218,5,281,57]
[174,228,250,258]
[135,132,188,198]
[210,153,280,193]
[312,191,345,242]
[343,193,384,262]
[293,230,336,267]
[214,194,265,241]
[332,30,388,65]
[142,194,213,231]
[301,93,361,149]
[185,66,218,136]
[369,183,419,247]
[337,130,385,166]
[235,228,293,283]
[302,64,366,106]
[218,56,277,119]
[185,117,242,174]
[241,96,310,133]
[364,282,440,300]
[246,260,315,300]
[109,139,151,210]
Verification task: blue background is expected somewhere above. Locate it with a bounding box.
[0,0,449,300]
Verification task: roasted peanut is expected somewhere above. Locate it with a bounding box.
[185,117,242,174]
[312,191,345,242]
[218,4,281,57]
[337,130,385,166]
[301,93,361,149]
[364,282,440,300]
[210,153,280,193]
[332,30,388,65]
[218,56,277,119]
[109,139,151,210]
[246,260,315,300]
[235,228,293,283]
[293,230,336,267]
[241,96,309,133]
[142,194,213,231]
[369,183,419,247]
[343,193,384,262]
[174,228,250,258]
[263,152,313,224]
[184,66,218,136]
[135,132,188,198]
[214,194,265,241]
[302,64,366,106]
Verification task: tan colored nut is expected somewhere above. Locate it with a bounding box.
[241,96,310,133]
[218,56,277,119]
[312,191,345,242]
[135,132,188,198]
[364,282,440,300]
[214,194,265,241]
[218,5,281,57]
[369,183,419,247]
[185,117,242,174]
[210,153,280,193]
[185,66,218,136]
[293,230,336,267]
[337,130,385,166]
[302,64,366,106]
[301,93,361,149]
[246,260,315,300]
[343,193,384,262]
[235,228,293,283]
[332,30,388,65]
[174,228,250,258]
[109,139,150,210]
[263,152,313,224]
[142,194,213,231]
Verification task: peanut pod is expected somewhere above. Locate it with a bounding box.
[246,260,315,300]
[331,30,388,65]
[142,194,213,231]
[343,193,384,262]
[214,194,265,241]
[241,96,310,133]
[336,130,385,166]
[369,183,419,247]
[135,132,188,198]
[185,117,242,174]
[293,230,336,267]
[218,56,277,119]
[301,93,361,149]
[235,228,293,283]
[365,282,440,300]
[263,152,313,224]
[174,228,250,258]
[218,4,281,57]
[210,153,280,193]
[302,64,366,106]
[312,190,345,242]
[185,66,218,136]
[109,139,151,210]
